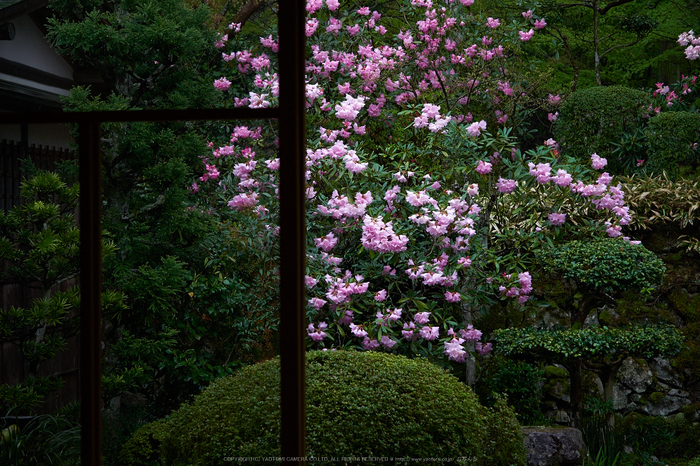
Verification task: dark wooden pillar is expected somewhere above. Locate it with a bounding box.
[79,120,102,465]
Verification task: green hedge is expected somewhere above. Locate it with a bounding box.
[553,86,652,172]
[121,351,527,466]
[546,237,665,293]
[645,111,700,178]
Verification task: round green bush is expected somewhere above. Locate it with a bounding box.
[645,111,700,178]
[546,237,665,293]
[553,86,652,172]
[122,350,526,466]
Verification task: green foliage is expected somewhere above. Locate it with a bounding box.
[0,170,83,412]
[0,171,79,289]
[47,0,220,108]
[493,325,683,360]
[47,0,280,418]
[123,351,526,466]
[117,418,170,466]
[675,322,700,386]
[477,358,546,425]
[619,414,678,459]
[622,174,700,231]
[645,111,700,178]
[553,86,652,173]
[0,407,81,465]
[546,237,665,294]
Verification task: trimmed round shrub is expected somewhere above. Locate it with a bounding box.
[546,237,665,293]
[122,350,526,466]
[553,86,652,172]
[645,111,700,178]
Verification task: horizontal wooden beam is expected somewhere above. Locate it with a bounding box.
[0,107,279,125]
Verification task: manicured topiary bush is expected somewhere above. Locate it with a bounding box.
[546,237,665,293]
[645,111,700,178]
[122,350,526,466]
[553,86,652,173]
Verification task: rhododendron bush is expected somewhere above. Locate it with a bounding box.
[193,0,637,372]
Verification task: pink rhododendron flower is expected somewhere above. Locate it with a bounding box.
[534,19,546,29]
[307,322,328,341]
[553,169,572,187]
[476,342,493,355]
[497,178,517,193]
[414,312,431,324]
[591,153,608,169]
[402,322,417,341]
[606,222,622,237]
[314,232,338,251]
[387,308,402,322]
[227,192,258,210]
[374,289,387,301]
[548,212,566,226]
[597,172,613,185]
[444,338,467,362]
[363,337,380,350]
[349,323,368,338]
[335,94,366,121]
[308,297,326,310]
[466,120,487,136]
[486,17,500,28]
[528,162,552,184]
[476,160,492,174]
[420,326,439,340]
[519,29,534,41]
[460,325,482,341]
[445,291,461,302]
[214,77,231,91]
[305,276,318,288]
[380,335,397,349]
[305,18,319,36]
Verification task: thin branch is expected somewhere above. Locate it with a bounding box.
[599,0,634,15]
[600,36,644,58]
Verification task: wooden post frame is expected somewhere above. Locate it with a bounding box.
[0,1,307,463]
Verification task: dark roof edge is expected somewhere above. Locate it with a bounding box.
[0,0,49,22]
[0,56,74,89]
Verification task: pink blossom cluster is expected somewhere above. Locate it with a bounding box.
[498,271,533,304]
[361,216,410,253]
[413,103,452,133]
[195,0,642,368]
[678,31,700,60]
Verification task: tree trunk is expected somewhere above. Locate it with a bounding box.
[462,302,476,386]
[569,357,583,427]
[593,0,602,86]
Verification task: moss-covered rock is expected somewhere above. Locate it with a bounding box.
[545,365,570,379]
[122,351,526,466]
[669,288,700,323]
